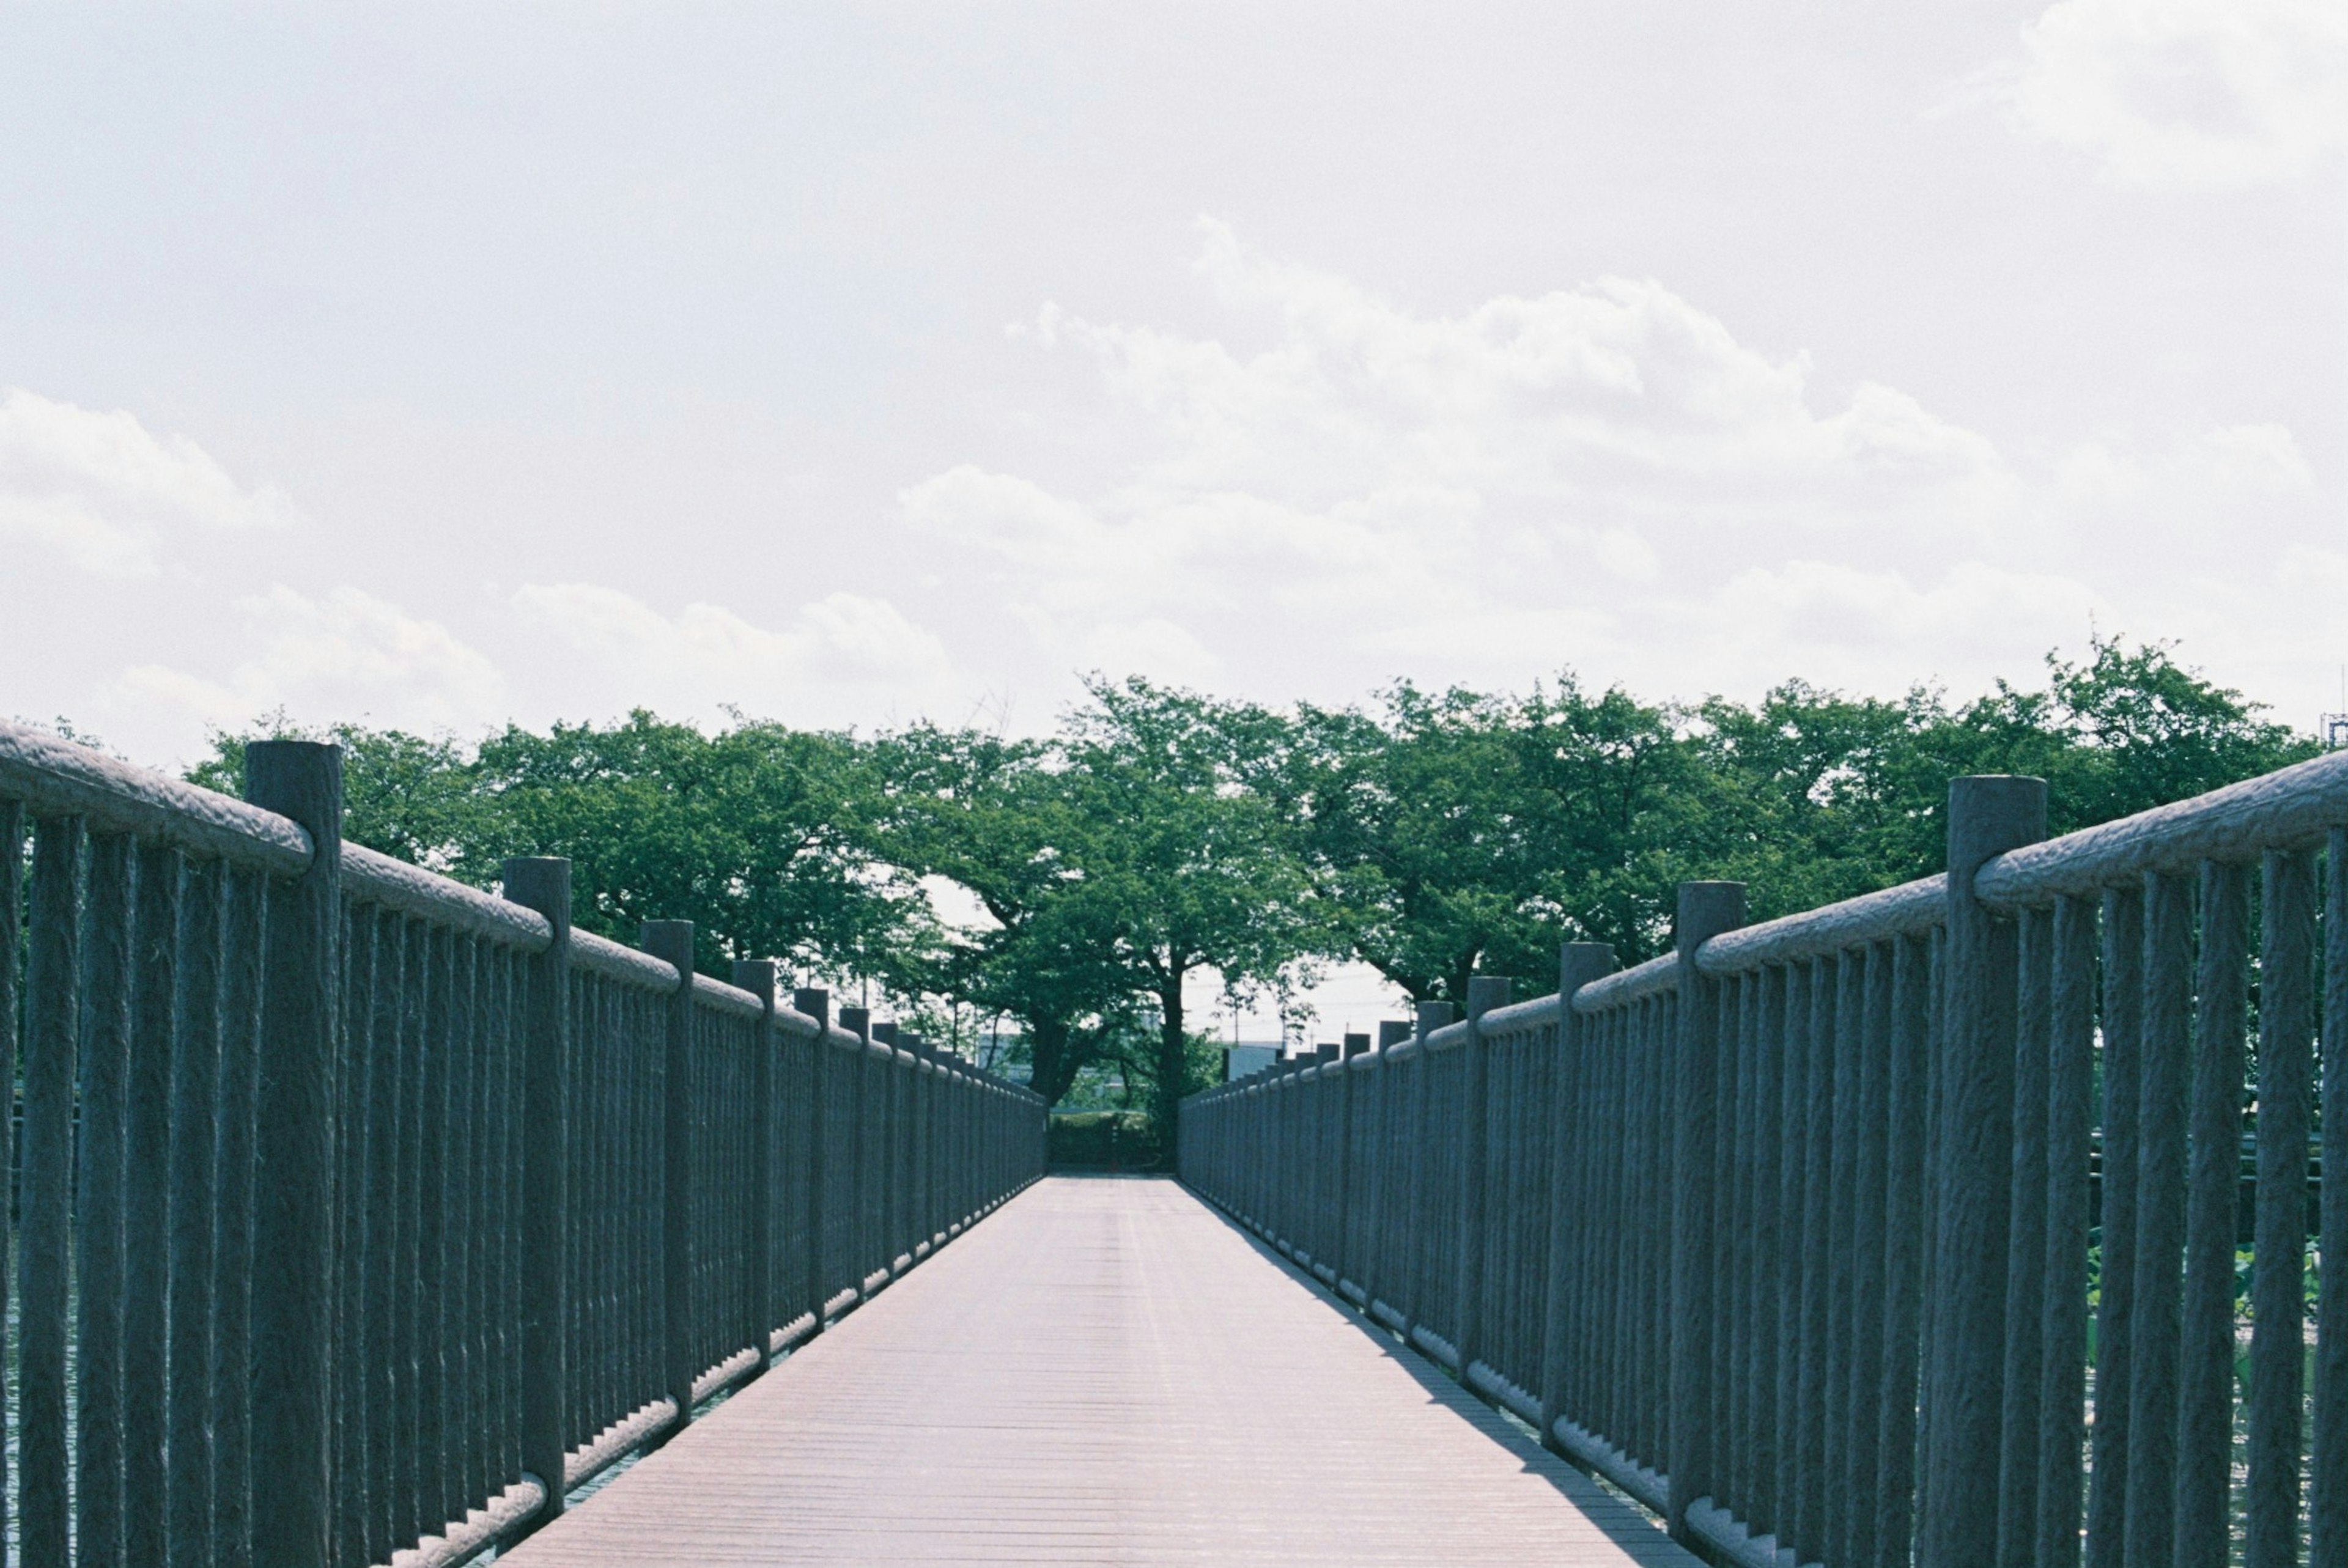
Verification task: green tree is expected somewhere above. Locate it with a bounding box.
[462,712,926,978]
[1054,677,1323,1134]
[1282,676,1707,992]
[190,718,485,874]
[868,723,1142,1104]
[194,710,933,982]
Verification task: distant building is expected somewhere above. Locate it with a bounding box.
[1222,1042,1282,1081]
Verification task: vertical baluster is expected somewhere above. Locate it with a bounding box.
[0,803,16,1558]
[1826,948,1863,1567]
[1748,962,1784,1544]
[168,858,225,1568]
[2001,905,2054,1567]
[213,863,264,1568]
[2314,830,2348,1568]
[364,910,402,1563]
[2037,895,2098,1568]
[2084,883,2143,1568]
[331,899,367,1568]
[421,924,453,1539]
[1848,940,1892,1568]
[79,829,136,1568]
[807,1014,824,1323]
[19,814,79,1566]
[2176,861,2248,1568]
[1776,957,1811,1550]
[446,935,479,1520]
[641,921,697,1428]
[1877,931,1932,1567]
[394,918,429,1550]
[1541,945,1614,1453]
[1915,929,1947,1553]
[1796,954,1836,1562]
[502,857,570,1535]
[2246,850,2314,1568]
[1606,1006,1635,1446]
[2125,868,2195,1567]
[1710,975,1743,1507]
[124,841,179,1565]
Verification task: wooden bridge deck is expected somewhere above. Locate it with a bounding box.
[500,1176,1696,1566]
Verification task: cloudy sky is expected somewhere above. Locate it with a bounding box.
[3,1,2342,781]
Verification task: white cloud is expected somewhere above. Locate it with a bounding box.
[514,583,959,724]
[1977,0,2348,187]
[965,229,2031,628]
[904,222,2322,707]
[0,388,298,575]
[117,585,506,732]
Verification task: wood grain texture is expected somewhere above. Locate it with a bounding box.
[503,1177,1697,1567]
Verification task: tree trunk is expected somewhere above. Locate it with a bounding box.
[1025,1015,1084,1107]
[1155,974,1187,1163]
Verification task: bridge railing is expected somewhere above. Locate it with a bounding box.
[1180,761,2346,1568]
[0,721,1048,1568]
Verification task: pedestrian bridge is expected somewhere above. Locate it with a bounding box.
[501,1177,1685,1567]
[1,721,2340,1568]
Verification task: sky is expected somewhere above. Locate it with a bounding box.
[3,1,2344,1037]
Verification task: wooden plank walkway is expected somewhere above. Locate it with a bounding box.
[501,1176,1698,1566]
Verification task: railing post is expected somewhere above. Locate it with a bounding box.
[794,988,830,1334]
[1366,1020,1410,1311]
[501,857,572,1531]
[1335,1032,1367,1298]
[1668,882,1745,1540]
[243,742,342,1568]
[1455,976,1510,1377]
[640,919,698,1432]
[1405,1000,1453,1345]
[1921,776,2045,1567]
[734,959,779,1369]
[1540,941,1616,1452]
[844,1008,874,1296]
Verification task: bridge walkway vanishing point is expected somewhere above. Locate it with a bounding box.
[501,1176,1694,1567]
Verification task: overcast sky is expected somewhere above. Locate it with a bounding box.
[5,0,2342,776]
[7,1,2339,1036]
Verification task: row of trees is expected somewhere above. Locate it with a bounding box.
[187,638,2313,1136]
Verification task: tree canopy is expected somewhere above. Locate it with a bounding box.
[187,636,2314,1144]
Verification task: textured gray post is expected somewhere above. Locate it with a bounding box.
[843,1007,874,1295]
[243,742,342,1568]
[1406,1000,1453,1342]
[1541,942,1616,1448]
[1369,1020,1411,1308]
[501,858,573,1530]
[1668,883,1746,1539]
[795,988,830,1334]
[641,920,698,1432]
[1454,976,1510,1375]
[1335,1031,1368,1294]
[1921,776,2045,1568]
[736,959,779,1369]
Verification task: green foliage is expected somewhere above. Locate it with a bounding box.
[175,634,2309,1135]
[1046,1111,1158,1170]
[192,709,929,980]
[875,679,1321,1132]
[191,716,481,872]
[463,712,920,978]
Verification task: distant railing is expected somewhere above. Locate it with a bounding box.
[1180,761,2346,1568]
[0,722,1048,1568]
